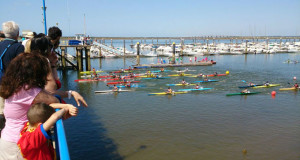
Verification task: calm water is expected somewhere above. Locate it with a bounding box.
[59,53,300,160]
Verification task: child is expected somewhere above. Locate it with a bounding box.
[17,103,73,160]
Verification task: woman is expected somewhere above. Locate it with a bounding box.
[30,36,88,107]
[0,53,78,159]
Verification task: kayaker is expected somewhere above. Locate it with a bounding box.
[128,73,134,78]
[264,81,270,86]
[166,87,173,93]
[179,72,184,76]
[194,84,200,89]
[248,82,255,86]
[181,79,187,85]
[294,83,299,88]
[160,68,165,72]
[112,85,119,91]
[128,66,132,70]
[241,89,250,93]
[203,75,208,82]
[214,72,218,76]
[92,68,98,80]
[198,73,203,77]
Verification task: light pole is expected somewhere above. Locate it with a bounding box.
[42,0,47,35]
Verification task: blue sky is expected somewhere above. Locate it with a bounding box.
[1,0,299,37]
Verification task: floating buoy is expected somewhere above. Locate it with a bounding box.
[226,71,230,75]
[293,76,296,80]
[242,149,247,155]
[271,91,276,96]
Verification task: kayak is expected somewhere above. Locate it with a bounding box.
[279,87,299,91]
[168,74,192,77]
[143,77,170,79]
[95,90,131,93]
[99,77,134,81]
[178,88,212,92]
[151,70,171,73]
[110,70,132,73]
[166,83,196,86]
[98,75,113,78]
[194,80,218,83]
[138,75,157,78]
[174,69,196,73]
[206,74,227,77]
[148,91,187,96]
[226,92,261,96]
[107,84,146,88]
[74,79,102,82]
[186,75,203,78]
[252,84,280,89]
[238,84,264,88]
[106,81,141,85]
[80,70,103,74]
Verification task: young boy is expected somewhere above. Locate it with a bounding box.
[17,103,69,160]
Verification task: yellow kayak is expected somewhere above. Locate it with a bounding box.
[138,75,156,78]
[168,74,192,77]
[148,91,187,95]
[80,70,103,74]
[252,84,280,89]
[279,87,299,91]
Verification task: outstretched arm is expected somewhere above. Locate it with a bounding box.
[49,103,78,117]
[52,90,88,107]
[43,108,66,131]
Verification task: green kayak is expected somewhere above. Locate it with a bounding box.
[226,92,261,96]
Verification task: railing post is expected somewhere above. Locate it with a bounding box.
[54,109,70,160]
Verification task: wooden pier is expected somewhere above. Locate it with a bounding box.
[58,44,92,71]
[133,61,213,69]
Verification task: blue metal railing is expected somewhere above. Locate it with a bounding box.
[54,109,70,160]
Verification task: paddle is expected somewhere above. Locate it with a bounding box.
[241,80,257,87]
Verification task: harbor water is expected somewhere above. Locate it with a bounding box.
[59,53,300,160]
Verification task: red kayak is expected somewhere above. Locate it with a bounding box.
[107,81,140,85]
[99,75,114,78]
[206,74,227,77]
[99,78,134,81]
[74,79,102,82]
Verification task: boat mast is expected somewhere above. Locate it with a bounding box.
[42,0,47,35]
[84,14,86,37]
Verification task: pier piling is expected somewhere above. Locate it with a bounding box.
[136,42,140,66]
[61,47,66,69]
[85,46,91,71]
[76,47,83,71]
[171,42,176,64]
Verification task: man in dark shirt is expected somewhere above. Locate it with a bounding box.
[0,21,24,71]
[0,21,24,137]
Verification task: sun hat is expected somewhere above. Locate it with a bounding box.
[25,32,34,38]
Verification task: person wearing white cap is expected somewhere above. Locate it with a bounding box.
[22,32,34,46]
